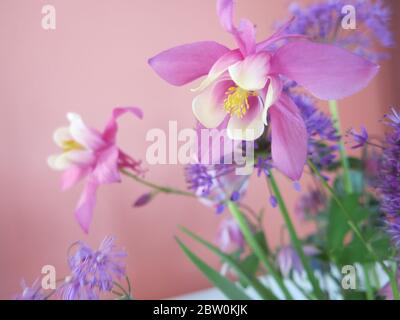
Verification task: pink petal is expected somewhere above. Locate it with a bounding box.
[269,94,308,180]
[192,49,243,92]
[217,0,234,32]
[102,106,143,143]
[216,0,256,56]
[256,17,307,51]
[236,19,257,56]
[227,96,265,141]
[75,180,99,233]
[61,166,90,191]
[67,113,105,151]
[192,80,232,129]
[271,39,379,100]
[91,146,121,184]
[148,41,229,86]
[228,52,270,91]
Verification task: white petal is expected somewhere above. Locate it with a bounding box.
[228,52,270,91]
[192,81,230,128]
[53,127,72,147]
[47,153,72,171]
[67,113,104,150]
[227,97,265,141]
[262,76,283,125]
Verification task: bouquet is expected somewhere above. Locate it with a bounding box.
[16,0,399,300]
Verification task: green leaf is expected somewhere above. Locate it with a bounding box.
[336,229,392,265]
[175,237,251,300]
[326,193,369,253]
[179,226,276,300]
[227,201,294,300]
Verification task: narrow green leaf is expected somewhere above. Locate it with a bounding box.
[179,226,276,300]
[227,201,294,300]
[175,237,251,300]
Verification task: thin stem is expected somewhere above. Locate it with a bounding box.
[227,201,294,300]
[362,265,374,300]
[329,100,353,194]
[308,159,400,299]
[268,172,325,299]
[113,281,131,299]
[121,169,196,198]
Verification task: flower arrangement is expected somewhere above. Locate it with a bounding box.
[17,0,399,300]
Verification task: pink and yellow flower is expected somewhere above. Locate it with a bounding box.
[48,107,143,233]
[149,0,379,180]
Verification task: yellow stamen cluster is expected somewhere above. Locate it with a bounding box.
[223,86,257,118]
[62,140,84,152]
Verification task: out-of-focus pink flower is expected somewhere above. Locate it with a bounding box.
[48,107,143,233]
[217,218,245,253]
[149,0,379,180]
[379,270,400,300]
[276,245,319,277]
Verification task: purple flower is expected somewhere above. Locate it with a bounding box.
[279,0,393,62]
[217,218,245,253]
[378,109,400,250]
[269,195,278,208]
[295,188,327,220]
[15,279,46,300]
[276,245,319,277]
[59,236,127,300]
[58,276,99,300]
[349,126,369,149]
[133,192,154,207]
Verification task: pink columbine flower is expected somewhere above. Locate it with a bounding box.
[148,0,379,180]
[48,107,143,233]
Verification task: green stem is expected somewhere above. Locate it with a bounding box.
[268,172,325,299]
[362,265,374,300]
[121,169,196,198]
[227,201,294,300]
[308,160,400,299]
[329,100,353,194]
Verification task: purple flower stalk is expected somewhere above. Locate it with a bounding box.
[378,109,400,250]
[279,0,393,62]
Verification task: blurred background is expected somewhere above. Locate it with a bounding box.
[0,0,399,299]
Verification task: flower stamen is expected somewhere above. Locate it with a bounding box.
[223,86,257,119]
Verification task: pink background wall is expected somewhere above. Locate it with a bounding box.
[0,0,399,299]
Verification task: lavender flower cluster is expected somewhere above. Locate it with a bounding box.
[379,110,400,250]
[281,0,393,62]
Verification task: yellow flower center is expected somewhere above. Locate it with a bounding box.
[223,86,257,118]
[61,140,84,152]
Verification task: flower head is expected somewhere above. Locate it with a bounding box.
[295,188,327,220]
[280,0,393,62]
[217,218,245,253]
[59,236,126,300]
[48,107,143,232]
[276,245,319,277]
[149,0,379,180]
[378,109,400,250]
[349,126,369,149]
